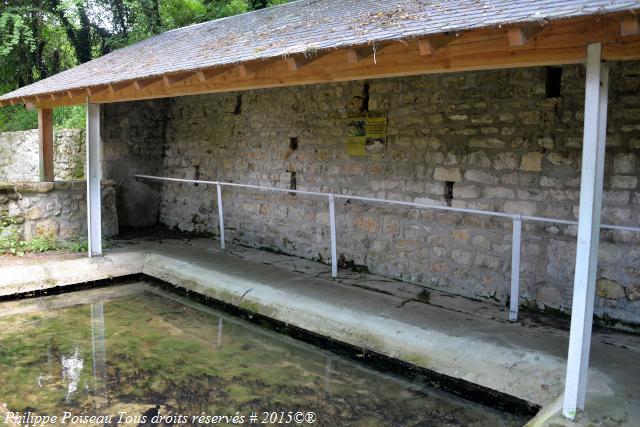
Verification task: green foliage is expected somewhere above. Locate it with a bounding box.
[0,105,86,131]
[161,0,209,28]
[0,208,90,255]
[213,0,250,18]
[0,0,291,131]
[0,105,37,131]
[54,105,86,129]
[23,235,58,252]
[64,239,88,252]
[0,208,25,255]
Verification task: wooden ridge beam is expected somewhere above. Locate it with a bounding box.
[620,15,640,36]
[418,34,457,56]
[507,25,544,47]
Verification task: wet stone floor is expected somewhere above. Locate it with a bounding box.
[0,282,529,426]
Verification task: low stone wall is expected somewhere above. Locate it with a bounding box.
[0,181,118,247]
[0,129,85,181]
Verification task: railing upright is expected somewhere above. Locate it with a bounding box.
[329,194,338,278]
[135,173,640,323]
[216,183,226,250]
[509,215,522,322]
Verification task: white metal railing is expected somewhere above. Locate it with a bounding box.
[135,173,640,321]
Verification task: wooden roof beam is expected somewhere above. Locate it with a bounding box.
[620,16,640,36]
[87,86,109,96]
[196,67,232,82]
[284,52,328,71]
[507,25,543,47]
[346,47,372,63]
[108,82,131,94]
[24,99,36,110]
[163,73,193,87]
[134,78,161,90]
[418,34,457,56]
[66,89,85,99]
[238,62,269,78]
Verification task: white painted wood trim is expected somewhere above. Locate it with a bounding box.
[86,101,103,257]
[562,43,608,419]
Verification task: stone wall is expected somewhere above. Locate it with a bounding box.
[103,100,168,228]
[105,62,640,324]
[0,129,85,181]
[0,181,118,245]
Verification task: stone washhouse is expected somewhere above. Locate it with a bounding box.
[1,0,640,422]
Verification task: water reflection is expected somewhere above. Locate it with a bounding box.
[91,302,107,392]
[61,348,83,403]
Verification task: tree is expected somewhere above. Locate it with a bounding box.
[0,0,290,131]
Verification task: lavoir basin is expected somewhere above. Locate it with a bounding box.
[0,282,531,426]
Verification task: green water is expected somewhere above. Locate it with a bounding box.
[0,283,528,426]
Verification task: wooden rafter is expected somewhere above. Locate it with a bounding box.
[418,35,457,56]
[507,25,544,47]
[346,46,372,63]
[87,86,109,96]
[284,53,328,71]
[134,78,160,90]
[11,15,640,109]
[621,16,640,36]
[108,82,130,94]
[163,73,193,87]
[196,67,231,82]
[238,62,268,78]
[67,89,84,99]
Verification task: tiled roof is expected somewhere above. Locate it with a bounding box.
[2,0,639,101]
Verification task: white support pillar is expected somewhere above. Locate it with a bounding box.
[86,101,103,257]
[562,43,608,419]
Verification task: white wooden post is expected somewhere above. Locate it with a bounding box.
[86,101,103,257]
[216,184,225,250]
[509,215,522,322]
[329,194,337,278]
[562,43,608,419]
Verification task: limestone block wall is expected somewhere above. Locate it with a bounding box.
[105,62,640,324]
[0,181,118,244]
[103,100,168,228]
[0,129,85,181]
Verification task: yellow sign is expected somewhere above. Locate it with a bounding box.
[347,111,387,156]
